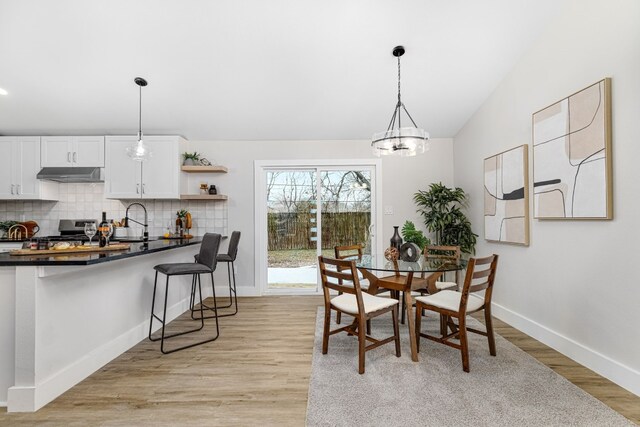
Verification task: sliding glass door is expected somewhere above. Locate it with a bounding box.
[256,162,379,294]
[266,169,318,291]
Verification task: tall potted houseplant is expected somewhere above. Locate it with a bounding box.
[413,182,477,255]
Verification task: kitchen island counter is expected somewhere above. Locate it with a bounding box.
[0,236,222,412]
[0,237,203,266]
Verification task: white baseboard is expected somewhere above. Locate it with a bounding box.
[492,302,640,397]
[7,297,192,412]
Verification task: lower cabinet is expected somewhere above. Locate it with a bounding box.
[104,136,185,199]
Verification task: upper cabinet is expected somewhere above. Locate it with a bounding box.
[0,137,58,200]
[104,136,185,199]
[41,136,105,167]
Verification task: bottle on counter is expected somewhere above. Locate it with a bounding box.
[98,212,109,247]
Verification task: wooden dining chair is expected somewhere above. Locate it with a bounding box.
[398,245,462,324]
[334,244,375,325]
[414,254,499,372]
[318,256,401,374]
[414,245,462,295]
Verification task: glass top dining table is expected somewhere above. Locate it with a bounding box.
[345,253,467,363]
[352,254,467,274]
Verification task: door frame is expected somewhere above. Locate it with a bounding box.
[254,159,383,296]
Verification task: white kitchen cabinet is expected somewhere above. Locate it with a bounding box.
[104,136,185,199]
[0,137,58,200]
[41,136,105,167]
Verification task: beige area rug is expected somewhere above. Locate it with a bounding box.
[306,309,633,426]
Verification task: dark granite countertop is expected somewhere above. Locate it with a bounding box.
[0,237,203,266]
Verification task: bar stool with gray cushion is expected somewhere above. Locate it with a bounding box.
[189,230,241,319]
[215,231,241,317]
[149,233,221,354]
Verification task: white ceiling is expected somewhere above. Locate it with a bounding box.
[0,0,567,140]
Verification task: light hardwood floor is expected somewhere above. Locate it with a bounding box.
[0,296,638,426]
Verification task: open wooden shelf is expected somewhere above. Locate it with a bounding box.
[181,165,228,173]
[180,194,228,200]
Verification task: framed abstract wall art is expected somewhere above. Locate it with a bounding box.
[484,144,529,245]
[532,78,612,219]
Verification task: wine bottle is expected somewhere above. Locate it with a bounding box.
[98,212,108,247]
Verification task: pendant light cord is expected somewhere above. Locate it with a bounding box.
[397,55,401,128]
[138,84,143,139]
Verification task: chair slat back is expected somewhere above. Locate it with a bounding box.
[422,245,461,282]
[334,244,365,283]
[424,245,461,260]
[334,245,363,260]
[458,254,499,312]
[318,256,364,296]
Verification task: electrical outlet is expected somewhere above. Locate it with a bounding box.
[384,205,393,215]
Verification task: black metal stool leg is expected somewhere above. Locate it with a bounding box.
[210,272,220,336]
[215,261,238,316]
[214,261,238,318]
[217,262,234,309]
[230,261,238,314]
[191,271,222,320]
[159,275,170,353]
[148,271,160,340]
[189,273,199,320]
[149,272,220,354]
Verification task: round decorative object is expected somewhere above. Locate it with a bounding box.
[399,242,421,262]
[384,246,399,261]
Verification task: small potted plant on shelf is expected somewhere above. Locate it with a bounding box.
[182,151,201,166]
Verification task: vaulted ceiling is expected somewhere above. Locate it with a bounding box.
[0,0,567,140]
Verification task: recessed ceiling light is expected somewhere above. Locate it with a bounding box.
[0,87,7,96]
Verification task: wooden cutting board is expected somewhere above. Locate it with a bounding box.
[10,243,131,256]
[162,234,194,240]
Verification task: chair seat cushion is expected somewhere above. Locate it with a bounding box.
[415,290,484,313]
[217,254,234,262]
[154,263,212,276]
[435,281,457,290]
[332,278,370,290]
[331,292,398,315]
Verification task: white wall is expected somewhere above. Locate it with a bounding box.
[188,138,454,295]
[453,0,640,395]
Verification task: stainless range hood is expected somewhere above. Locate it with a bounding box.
[36,167,104,183]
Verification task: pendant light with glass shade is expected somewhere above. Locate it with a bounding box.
[126,77,152,161]
[371,46,429,157]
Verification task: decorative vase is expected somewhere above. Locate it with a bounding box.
[390,226,403,251]
[208,185,217,195]
[183,158,195,165]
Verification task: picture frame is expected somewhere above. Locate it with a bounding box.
[532,78,612,220]
[484,144,530,246]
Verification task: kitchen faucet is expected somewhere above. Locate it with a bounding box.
[124,202,148,243]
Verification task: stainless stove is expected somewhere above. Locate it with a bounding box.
[47,219,98,241]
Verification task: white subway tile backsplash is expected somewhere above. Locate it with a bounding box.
[0,183,228,237]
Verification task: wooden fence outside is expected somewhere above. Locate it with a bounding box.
[268,211,370,250]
